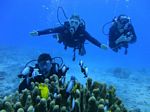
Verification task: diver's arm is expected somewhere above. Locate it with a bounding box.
[115,24,137,44]
[85,31,102,47]
[37,26,65,36]
[18,66,33,78]
[30,26,65,36]
[84,31,108,49]
[115,35,128,44]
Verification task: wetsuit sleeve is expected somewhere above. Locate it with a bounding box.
[84,31,101,48]
[37,26,65,36]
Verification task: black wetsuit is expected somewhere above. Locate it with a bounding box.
[109,22,136,53]
[37,22,102,56]
[18,63,66,93]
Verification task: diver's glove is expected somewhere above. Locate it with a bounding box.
[115,35,132,44]
[32,68,42,78]
[100,44,108,50]
[30,30,39,36]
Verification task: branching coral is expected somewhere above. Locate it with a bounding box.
[0,75,127,112]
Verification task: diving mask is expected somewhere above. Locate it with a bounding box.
[69,18,80,34]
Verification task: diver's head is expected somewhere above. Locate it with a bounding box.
[117,15,130,24]
[38,53,52,75]
[69,14,81,35]
[116,15,131,29]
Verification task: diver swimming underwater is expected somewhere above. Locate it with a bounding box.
[30,7,108,61]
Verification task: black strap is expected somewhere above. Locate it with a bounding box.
[72,48,76,61]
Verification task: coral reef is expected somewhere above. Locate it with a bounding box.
[0,75,128,112]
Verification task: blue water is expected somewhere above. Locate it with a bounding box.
[0,0,150,110]
[1,0,150,69]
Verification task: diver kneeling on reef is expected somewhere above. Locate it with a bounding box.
[18,53,69,93]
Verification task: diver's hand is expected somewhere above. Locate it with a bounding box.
[30,30,39,36]
[115,35,127,44]
[100,44,108,50]
[126,36,132,42]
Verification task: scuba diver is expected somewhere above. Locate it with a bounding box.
[30,14,108,61]
[18,53,69,93]
[103,15,137,54]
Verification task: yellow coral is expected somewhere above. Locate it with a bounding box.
[38,83,49,99]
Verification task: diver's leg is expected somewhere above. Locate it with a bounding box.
[64,45,67,50]
[109,41,119,52]
[79,44,86,56]
[63,42,67,50]
[123,44,128,55]
[112,47,118,52]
